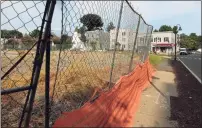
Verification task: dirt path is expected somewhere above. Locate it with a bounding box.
[133,58,178,127]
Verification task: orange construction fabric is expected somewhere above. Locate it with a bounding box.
[53,57,155,127]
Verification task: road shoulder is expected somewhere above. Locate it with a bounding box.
[133,57,202,127]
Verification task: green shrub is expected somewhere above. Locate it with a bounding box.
[149,54,163,66]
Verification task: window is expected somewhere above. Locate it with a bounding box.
[164,37,169,42]
[122,44,125,48]
[157,37,161,42]
[122,32,126,36]
[154,37,158,42]
[122,38,126,42]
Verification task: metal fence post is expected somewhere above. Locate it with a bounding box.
[109,0,124,88]
[19,1,52,126]
[45,1,56,127]
[128,15,141,73]
[24,0,56,127]
[142,25,149,62]
[148,26,153,55]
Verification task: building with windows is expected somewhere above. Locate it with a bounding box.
[110,29,136,50]
[85,30,110,50]
[110,29,151,51]
[151,31,180,54]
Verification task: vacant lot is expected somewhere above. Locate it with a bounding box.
[1,50,140,127]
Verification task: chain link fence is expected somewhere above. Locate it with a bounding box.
[1,0,153,127]
[1,0,47,127]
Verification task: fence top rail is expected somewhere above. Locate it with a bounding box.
[125,0,153,28]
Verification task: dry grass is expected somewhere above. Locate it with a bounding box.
[1,50,140,127]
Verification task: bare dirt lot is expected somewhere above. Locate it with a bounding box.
[1,50,140,127]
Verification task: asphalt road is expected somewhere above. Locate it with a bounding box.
[177,52,201,83]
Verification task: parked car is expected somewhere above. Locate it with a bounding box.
[179,48,188,55]
[191,50,196,54]
[187,49,191,54]
[197,48,201,52]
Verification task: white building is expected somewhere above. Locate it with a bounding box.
[71,32,87,51]
[110,29,136,50]
[151,31,180,54]
[85,30,110,51]
[110,29,151,51]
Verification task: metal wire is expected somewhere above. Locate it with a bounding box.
[1,0,153,127]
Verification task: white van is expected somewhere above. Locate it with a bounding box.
[179,48,188,55]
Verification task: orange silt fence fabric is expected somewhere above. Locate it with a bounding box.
[53,57,156,127]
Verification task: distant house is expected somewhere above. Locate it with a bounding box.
[151,31,180,54]
[1,38,8,50]
[71,32,87,51]
[1,36,23,50]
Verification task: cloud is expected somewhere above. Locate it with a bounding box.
[130,1,201,22]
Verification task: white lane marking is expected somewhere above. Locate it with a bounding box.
[177,57,202,84]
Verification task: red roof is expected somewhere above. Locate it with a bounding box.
[153,43,175,47]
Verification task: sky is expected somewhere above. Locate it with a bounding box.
[130,1,201,35]
[1,1,201,36]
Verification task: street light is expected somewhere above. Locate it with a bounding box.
[173,24,182,60]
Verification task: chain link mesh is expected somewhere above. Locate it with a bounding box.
[1,0,153,127]
[1,1,46,127]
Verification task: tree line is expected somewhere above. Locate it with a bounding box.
[1,29,73,50]
[1,13,116,50]
[153,25,201,50]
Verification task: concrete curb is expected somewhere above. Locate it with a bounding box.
[177,57,202,84]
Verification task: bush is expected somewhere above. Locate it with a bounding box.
[149,54,163,66]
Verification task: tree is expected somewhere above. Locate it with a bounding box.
[197,35,202,43]
[159,25,173,32]
[179,36,198,50]
[172,26,178,34]
[75,27,80,33]
[21,34,36,47]
[1,30,10,38]
[153,29,158,32]
[76,26,87,43]
[30,29,40,38]
[80,14,103,31]
[10,30,23,38]
[52,35,61,44]
[5,38,19,49]
[1,29,23,38]
[189,33,198,41]
[61,34,72,49]
[107,22,115,32]
[180,33,187,38]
